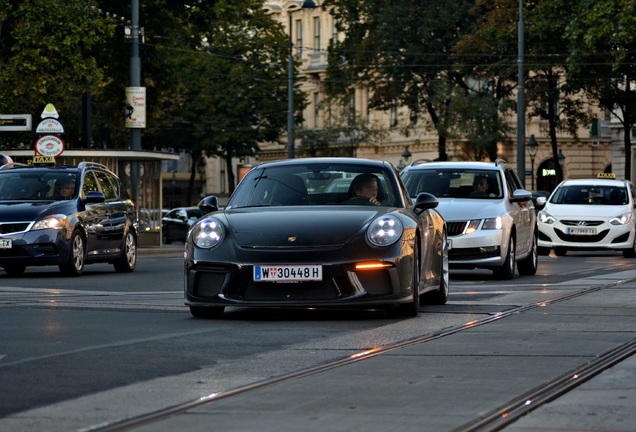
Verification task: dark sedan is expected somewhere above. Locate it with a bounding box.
[183,157,449,318]
[162,207,204,244]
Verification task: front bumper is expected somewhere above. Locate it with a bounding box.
[538,221,634,251]
[0,228,70,267]
[447,228,507,268]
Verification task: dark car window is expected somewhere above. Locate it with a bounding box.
[227,164,400,208]
[94,171,117,200]
[401,169,503,199]
[82,171,99,197]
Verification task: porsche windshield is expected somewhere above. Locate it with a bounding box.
[226,165,400,208]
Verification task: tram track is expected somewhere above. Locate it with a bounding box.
[91,276,636,432]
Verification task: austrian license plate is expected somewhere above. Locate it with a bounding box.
[0,239,11,249]
[566,227,597,236]
[253,265,322,282]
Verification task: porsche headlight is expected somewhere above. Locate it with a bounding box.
[32,215,68,230]
[367,215,403,247]
[538,211,556,224]
[192,217,225,248]
[610,212,631,226]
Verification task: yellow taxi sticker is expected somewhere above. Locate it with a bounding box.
[30,155,56,165]
[598,172,616,179]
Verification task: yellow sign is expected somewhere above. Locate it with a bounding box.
[598,172,616,179]
[30,155,56,165]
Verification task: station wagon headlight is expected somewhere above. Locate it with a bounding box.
[192,217,225,248]
[538,211,556,224]
[32,215,68,230]
[610,212,631,225]
[367,215,403,247]
[482,217,502,230]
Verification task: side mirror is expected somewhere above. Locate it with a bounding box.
[510,189,532,203]
[413,192,439,215]
[84,191,105,204]
[198,196,219,214]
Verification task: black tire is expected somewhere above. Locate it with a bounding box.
[59,230,85,276]
[493,235,515,280]
[162,228,172,245]
[623,235,636,258]
[518,231,538,275]
[113,231,137,272]
[392,241,421,317]
[554,247,567,256]
[424,230,449,305]
[4,265,26,276]
[537,246,550,256]
[190,306,224,319]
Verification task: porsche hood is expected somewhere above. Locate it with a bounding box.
[218,207,387,247]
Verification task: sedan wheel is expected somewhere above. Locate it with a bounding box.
[114,232,137,272]
[493,236,515,280]
[392,241,421,317]
[59,230,85,276]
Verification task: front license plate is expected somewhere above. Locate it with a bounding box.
[566,227,597,236]
[253,265,322,282]
[0,239,11,249]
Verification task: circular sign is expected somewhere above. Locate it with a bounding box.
[34,135,65,157]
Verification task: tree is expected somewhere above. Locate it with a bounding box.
[323,0,476,161]
[566,0,636,180]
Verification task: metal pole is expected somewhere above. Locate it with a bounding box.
[130,0,141,202]
[531,157,535,190]
[516,0,526,187]
[287,11,295,159]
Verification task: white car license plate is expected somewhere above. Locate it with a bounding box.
[0,239,11,249]
[567,227,597,236]
[253,265,322,282]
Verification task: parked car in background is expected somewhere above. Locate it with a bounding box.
[183,157,449,319]
[400,159,537,279]
[162,206,205,244]
[537,174,636,257]
[0,156,138,276]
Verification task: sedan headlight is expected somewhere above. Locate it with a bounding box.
[610,212,631,226]
[192,217,225,248]
[367,215,403,247]
[32,215,68,230]
[482,217,502,230]
[538,211,556,224]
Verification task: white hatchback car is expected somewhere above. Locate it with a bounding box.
[400,160,537,279]
[537,175,636,257]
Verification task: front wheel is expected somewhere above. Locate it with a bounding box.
[59,230,86,276]
[4,265,26,276]
[113,231,137,272]
[493,236,515,280]
[391,241,421,317]
[424,230,449,305]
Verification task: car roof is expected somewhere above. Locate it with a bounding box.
[559,178,629,187]
[403,160,506,171]
[250,157,392,170]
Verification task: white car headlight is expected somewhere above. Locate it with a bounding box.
[482,216,502,230]
[610,212,631,226]
[32,215,68,230]
[192,217,225,248]
[538,211,556,224]
[367,215,403,247]
[464,219,481,234]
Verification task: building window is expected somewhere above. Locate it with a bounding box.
[313,17,321,51]
[349,93,356,122]
[332,18,338,41]
[313,93,320,127]
[296,19,302,57]
[390,106,398,127]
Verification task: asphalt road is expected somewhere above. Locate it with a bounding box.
[1,251,635,431]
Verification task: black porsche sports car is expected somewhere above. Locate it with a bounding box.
[184,158,448,318]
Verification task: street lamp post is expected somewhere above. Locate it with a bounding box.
[170,171,177,208]
[197,157,206,198]
[287,0,317,159]
[527,134,538,190]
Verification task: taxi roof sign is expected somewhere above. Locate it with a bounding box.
[598,172,616,179]
[30,155,57,166]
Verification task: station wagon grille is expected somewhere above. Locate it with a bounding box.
[0,222,32,235]
[447,221,467,237]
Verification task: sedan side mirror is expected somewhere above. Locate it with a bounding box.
[198,196,219,214]
[413,192,439,215]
